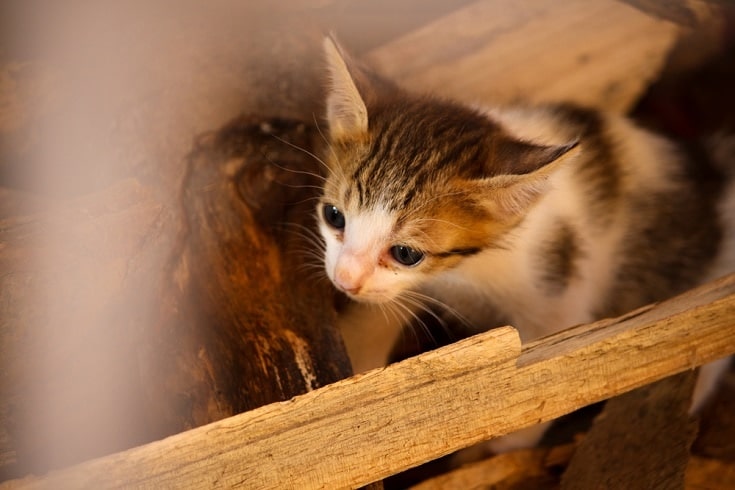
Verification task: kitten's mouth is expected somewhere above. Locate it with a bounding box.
[339,287,393,304]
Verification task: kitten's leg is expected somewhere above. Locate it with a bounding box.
[338,302,407,373]
[451,422,554,467]
[485,422,553,453]
[691,356,732,413]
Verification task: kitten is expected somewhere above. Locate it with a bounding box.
[316,37,735,450]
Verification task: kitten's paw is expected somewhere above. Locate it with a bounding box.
[690,356,732,414]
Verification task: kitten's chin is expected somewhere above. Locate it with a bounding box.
[334,285,397,304]
[345,291,395,304]
[325,273,402,303]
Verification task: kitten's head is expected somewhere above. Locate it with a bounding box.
[318,37,577,303]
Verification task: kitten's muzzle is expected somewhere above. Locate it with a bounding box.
[333,250,374,296]
[334,268,365,295]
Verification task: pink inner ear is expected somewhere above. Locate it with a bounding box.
[334,249,375,294]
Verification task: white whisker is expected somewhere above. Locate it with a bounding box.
[398,295,447,341]
[383,300,418,347]
[268,132,332,179]
[311,114,353,192]
[402,290,475,335]
[313,113,340,167]
[262,159,326,185]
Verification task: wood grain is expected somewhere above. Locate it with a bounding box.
[367,0,679,112]
[561,371,698,489]
[686,456,735,489]
[4,273,734,489]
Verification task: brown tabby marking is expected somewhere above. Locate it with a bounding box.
[539,221,583,296]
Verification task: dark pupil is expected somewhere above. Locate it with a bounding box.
[391,245,424,266]
[323,204,345,229]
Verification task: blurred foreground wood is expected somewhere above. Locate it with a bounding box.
[0,114,353,477]
[0,2,349,479]
[3,273,733,489]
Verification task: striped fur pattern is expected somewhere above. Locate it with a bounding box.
[317,38,735,449]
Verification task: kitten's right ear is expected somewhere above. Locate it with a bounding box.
[323,36,369,140]
[473,138,580,222]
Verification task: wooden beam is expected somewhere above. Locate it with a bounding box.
[4,274,735,489]
[367,0,680,112]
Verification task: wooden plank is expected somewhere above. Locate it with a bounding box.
[686,456,735,489]
[367,0,679,112]
[411,444,576,490]
[3,273,734,489]
[561,371,698,488]
[312,0,478,55]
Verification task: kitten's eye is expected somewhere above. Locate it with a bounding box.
[323,204,346,230]
[390,245,424,267]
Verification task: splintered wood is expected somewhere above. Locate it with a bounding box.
[4,273,734,490]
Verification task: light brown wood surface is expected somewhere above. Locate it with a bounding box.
[367,0,679,112]
[4,273,733,489]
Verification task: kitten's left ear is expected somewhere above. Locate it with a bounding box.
[492,137,579,176]
[478,138,580,221]
[323,36,368,140]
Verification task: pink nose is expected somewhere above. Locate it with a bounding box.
[336,281,361,295]
[334,267,364,294]
[334,252,372,294]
